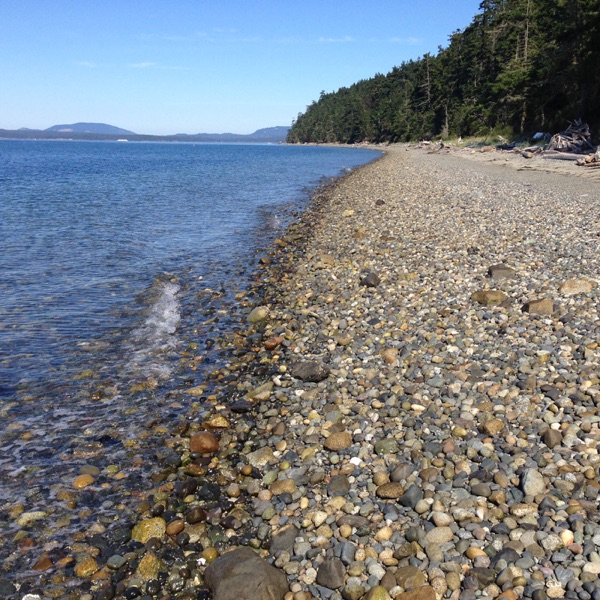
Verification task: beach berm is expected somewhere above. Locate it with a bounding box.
[69,145,599,600]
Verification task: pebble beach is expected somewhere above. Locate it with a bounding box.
[5,145,600,600]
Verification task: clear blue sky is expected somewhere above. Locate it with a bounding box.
[1,1,482,135]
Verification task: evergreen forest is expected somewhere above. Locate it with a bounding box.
[287,0,600,144]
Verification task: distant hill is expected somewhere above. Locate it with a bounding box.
[175,126,290,143]
[248,126,290,140]
[0,124,290,143]
[45,122,135,135]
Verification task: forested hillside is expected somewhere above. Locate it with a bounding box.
[287,0,600,144]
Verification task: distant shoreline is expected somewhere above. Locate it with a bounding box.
[0,130,288,144]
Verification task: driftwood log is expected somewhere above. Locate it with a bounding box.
[576,149,600,167]
[542,151,581,161]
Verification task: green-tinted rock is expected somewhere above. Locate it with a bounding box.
[374,438,399,455]
[136,552,162,581]
[131,517,166,544]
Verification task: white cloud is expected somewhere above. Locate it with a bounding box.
[128,62,158,69]
[388,36,421,45]
[127,62,190,71]
[317,35,355,43]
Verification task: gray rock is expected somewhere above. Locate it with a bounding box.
[542,428,563,449]
[360,272,381,287]
[399,484,424,509]
[390,462,414,482]
[270,524,299,554]
[423,526,454,546]
[317,558,346,589]
[289,360,331,382]
[205,547,289,600]
[488,264,517,280]
[337,541,356,565]
[328,474,351,496]
[470,568,496,589]
[521,468,546,497]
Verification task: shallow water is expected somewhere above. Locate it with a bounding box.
[0,140,378,581]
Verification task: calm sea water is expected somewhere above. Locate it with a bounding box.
[0,140,378,576]
[0,141,377,398]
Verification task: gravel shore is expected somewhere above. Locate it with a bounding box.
[12,145,599,600]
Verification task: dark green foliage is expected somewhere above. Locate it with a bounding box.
[288,0,600,143]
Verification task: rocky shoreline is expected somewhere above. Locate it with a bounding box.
[8,145,599,600]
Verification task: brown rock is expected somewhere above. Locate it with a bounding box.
[471,290,508,307]
[166,519,185,536]
[559,278,593,295]
[394,585,436,600]
[380,348,399,364]
[542,428,563,449]
[395,566,426,590]
[482,418,505,436]
[314,254,336,268]
[74,556,100,578]
[523,297,554,315]
[376,482,404,499]
[270,479,297,495]
[190,431,220,454]
[264,336,284,350]
[324,431,352,451]
[33,553,53,571]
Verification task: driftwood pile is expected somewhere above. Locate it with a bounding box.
[517,120,599,165]
[547,119,595,153]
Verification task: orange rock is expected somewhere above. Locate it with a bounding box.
[73,474,94,489]
[190,431,220,454]
[33,553,53,571]
[264,336,284,350]
[166,519,185,536]
[497,590,519,600]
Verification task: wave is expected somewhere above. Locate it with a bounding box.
[124,275,181,382]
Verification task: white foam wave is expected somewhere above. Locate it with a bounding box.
[125,280,181,380]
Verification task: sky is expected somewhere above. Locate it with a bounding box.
[0,1,483,135]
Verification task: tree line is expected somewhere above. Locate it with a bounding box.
[287,0,600,144]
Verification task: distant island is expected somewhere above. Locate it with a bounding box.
[0,122,290,143]
[45,122,136,135]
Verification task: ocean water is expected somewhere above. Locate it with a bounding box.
[0,140,378,575]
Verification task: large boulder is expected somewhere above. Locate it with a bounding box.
[205,547,289,600]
